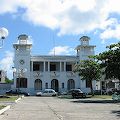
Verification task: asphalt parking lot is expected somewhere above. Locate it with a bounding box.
[0,96,120,120]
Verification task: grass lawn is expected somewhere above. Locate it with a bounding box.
[89,95,112,99]
[0,96,19,110]
[0,96,18,102]
[0,105,6,110]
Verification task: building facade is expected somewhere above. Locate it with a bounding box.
[12,34,96,95]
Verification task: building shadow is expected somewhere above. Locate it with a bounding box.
[71,99,120,104]
[111,110,120,117]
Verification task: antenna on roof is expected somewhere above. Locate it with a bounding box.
[53,32,55,56]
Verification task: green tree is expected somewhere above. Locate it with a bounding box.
[73,60,101,95]
[5,77,13,84]
[96,42,120,88]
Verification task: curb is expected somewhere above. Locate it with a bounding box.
[15,97,22,103]
[15,95,24,103]
[0,105,10,115]
[0,95,24,115]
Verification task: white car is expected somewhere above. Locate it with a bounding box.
[36,89,57,96]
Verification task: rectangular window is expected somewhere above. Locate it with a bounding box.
[33,62,40,71]
[62,83,64,89]
[66,65,72,71]
[0,78,1,82]
[16,78,27,88]
[86,80,91,88]
[50,64,56,71]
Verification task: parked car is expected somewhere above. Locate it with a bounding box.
[36,89,57,96]
[6,89,30,96]
[60,91,68,95]
[68,89,86,98]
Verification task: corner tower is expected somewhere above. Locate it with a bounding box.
[13,34,32,90]
[75,36,96,60]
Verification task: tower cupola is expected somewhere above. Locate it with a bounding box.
[80,36,90,46]
[13,34,32,51]
[18,34,28,44]
[75,36,96,60]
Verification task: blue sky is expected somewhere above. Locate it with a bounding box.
[0,0,120,79]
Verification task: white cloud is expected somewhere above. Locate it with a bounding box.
[0,0,24,14]
[100,19,120,40]
[0,0,105,34]
[100,26,120,41]
[0,51,14,79]
[99,18,118,30]
[103,0,120,14]
[1,0,120,38]
[48,46,75,55]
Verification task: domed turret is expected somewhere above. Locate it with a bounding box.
[18,34,28,44]
[80,36,90,46]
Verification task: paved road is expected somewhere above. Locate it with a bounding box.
[0,97,120,120]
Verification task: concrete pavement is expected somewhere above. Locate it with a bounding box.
[0,97,120,120]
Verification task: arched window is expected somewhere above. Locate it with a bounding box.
[67,79,75,90]
[34,79,42,90]
[51,79,59,92]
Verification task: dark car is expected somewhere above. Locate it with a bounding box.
[68,89,86,98]
[6,89,30,96]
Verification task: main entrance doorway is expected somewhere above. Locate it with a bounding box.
[51,79,59,92]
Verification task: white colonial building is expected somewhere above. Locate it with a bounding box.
[12,34,96,95]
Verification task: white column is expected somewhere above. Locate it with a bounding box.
[31,61,33,71]
[64,62,66,71]
[60,62,61,72]
[48,62,50,71]
[44,61,45,72]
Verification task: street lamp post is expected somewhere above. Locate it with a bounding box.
[12,67,27,97]
[0,27,9,48]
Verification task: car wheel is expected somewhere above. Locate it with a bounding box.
[52,94,56,96]
[38,95,42,96]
